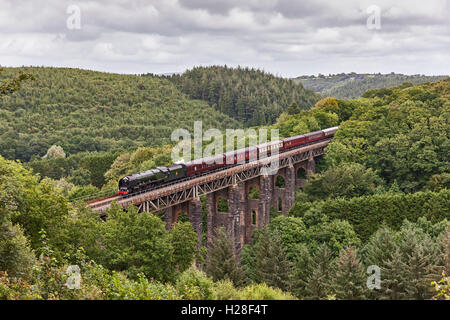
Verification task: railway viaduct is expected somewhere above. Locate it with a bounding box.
[88,140,328,253]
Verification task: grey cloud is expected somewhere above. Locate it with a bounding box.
[0,0,448,76]
[178,0,242,15]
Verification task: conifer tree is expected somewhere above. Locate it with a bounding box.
[332,247,367,300]
[438,227,450,275]
[396,224,442,299]
[0,220,36,280]
[305,243,335,299]
[287,102,301,115]
[362,225,396,299]
[205,226,245,287]
[380,249,407,300]
[290,243,313,298]
[253,228,292,292]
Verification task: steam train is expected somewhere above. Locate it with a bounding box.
[118,126,338,196]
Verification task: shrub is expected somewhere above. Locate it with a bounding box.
[175,266,214,300]
[239,283,296,300]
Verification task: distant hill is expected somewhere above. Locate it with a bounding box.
[0,67,240,162]
[294,72,448,99]
[163,66,320,126]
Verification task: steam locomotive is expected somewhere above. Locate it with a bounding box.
[118,126,338,196]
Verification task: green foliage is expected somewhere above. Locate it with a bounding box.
[67,167,91,186]
[175,266,215,300]
[273,105,339,139]
[1,67,449,300]
[238,283,296,300]
[295,72,447,99]
[431,273,450,300]
[104,145,173,183]
[96,203,176,282]
[167,65,320,126]
[0,221,36,280]
[26,149,122,190]
[212,279,241,300]
[84,263,180,300]
[290,189,450,242]
[390,222,443,299]
[64,207,104,263]
[290,243,313,298]
[249,228,292,292]
[301,163,383,201]
[205,226,245,287]
[275,175,286,188]
[217,197,229,212]
[322,79,450,192]
[169,222,200,274]
[80,152,120,187]
[303,243,335,299]
[332,247,367,300]
[426,173,450,192]
[0,67,240,162]
[76,204,198,283]
[268,216,307,260]
[0,271,42,299]
[304,218,362,256]
[362,220,447,300]
[0,156,72,254]
[68,185,99,201]
[361,225,397,272]
[379,249,407,300]
[0,67,34,97]
[248,185,260,199]
[287,102,301,115]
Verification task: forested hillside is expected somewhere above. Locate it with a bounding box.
[165,66,320,126]
[294,72,447,99]
[1,69,449,300]
[0,67,240,162]
[237,78,450,300]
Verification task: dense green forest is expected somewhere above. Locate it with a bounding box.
[294,72,448,99]
[0,67,449,300]
[164,66,320,126]
[240,77,450,299]
[0,67,240,162]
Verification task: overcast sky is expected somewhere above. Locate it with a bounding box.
[0,0,449,77]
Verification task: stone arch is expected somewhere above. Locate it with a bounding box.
[251,209,257,225]
[277,197,283,212]
[274,174,286,189]
[217,197,229,213]
[247,184,260,199]
[297,166,307,179]
[174,210,189,223]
